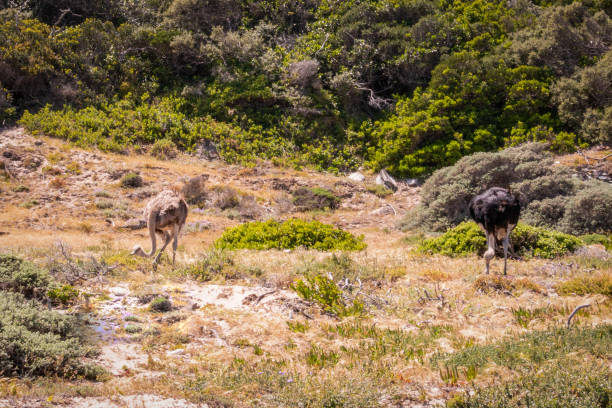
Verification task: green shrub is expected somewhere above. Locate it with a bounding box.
[0,254,52,298]
[215,219,366,251]
[150,138,178,160]
[580,234,612,250]
[120,172,143,188]
[419,222,583,259]
[181,249,238,281]
[149,297,172,312]
[418,222,486,256]
[0,292,101,378]
[556,272,612,296]
[292,187,341,211]
[412,143,612,235]
[291,275,363,317]
[47,284,79,305]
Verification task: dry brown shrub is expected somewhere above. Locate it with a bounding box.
[49,176,66,189]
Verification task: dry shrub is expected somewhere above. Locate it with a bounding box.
[212,185,240,209]
[49,176,66,189]
[150,139,178,160]
[473,275,515,294]
[556,271,612,296]
[182,174,209,207]
[514,278,543,294]
[292,187,340,211]
[212,185,263,219]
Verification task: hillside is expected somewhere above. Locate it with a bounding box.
[0,128,610,407]
[2,0,612,177]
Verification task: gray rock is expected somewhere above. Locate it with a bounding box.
[110,287,129,297]
[348,172,365,182]
[375,169,398,192]
[370,205,396,216]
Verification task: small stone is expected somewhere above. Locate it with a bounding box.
[110,287,129,297]
[404,178,420,187]
[166,348,185,356]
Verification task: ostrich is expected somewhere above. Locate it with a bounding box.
[468,187,520,275]
[131,189,188,266]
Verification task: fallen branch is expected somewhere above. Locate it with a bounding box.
[567,304,591,328]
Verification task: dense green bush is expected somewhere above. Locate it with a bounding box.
[215,219,366,251]
[0,292,101,378]
[419,222,583,259]
[0,253,51,298]
[580,233,612,250]
[412,143,612,234]
[4,0,612,175]
[292,187,341,211]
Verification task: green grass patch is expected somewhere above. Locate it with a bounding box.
[419,221,583,258]
[215,219,366,251]
[432,325,611,371]
[292,274,364,317]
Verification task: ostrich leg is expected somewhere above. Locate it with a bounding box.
[171,223,180,265]
[484,232,495,274]
[153,230,172,265]
[502,232,510,275]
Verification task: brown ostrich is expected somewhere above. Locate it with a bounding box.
[131,189,188,266]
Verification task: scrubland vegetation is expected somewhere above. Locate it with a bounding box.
[1,0,612,406]
[2,0,611,174]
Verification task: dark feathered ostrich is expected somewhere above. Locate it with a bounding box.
[468,187,520,275]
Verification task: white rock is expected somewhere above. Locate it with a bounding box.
[375,169,398,192]
[110,287,129,297]
[348,172,365,182]
[166,348,185,356]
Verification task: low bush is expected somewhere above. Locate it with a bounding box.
[292,187,340,211]
[580,233,612,250]
[150,138,178,160]
[150,297,172,312]
[120,172,143,188]
[292,275,363,317]
[182,175,209,207]
[0,292,101,378]
[215,219,366,251]
[0,253,52,298]
[556,272,612,296]
[47,284,79,305]
[419,222,583,259]
[412,143,612,235]
[181,249,238,281]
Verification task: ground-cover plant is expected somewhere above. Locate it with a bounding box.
[433,325,611,371]
[447,360,611,408]
[120,172,143,188]
[215,219,366,251]
[47,284,79,305]
[556,271,612,297]
[292,274,363,317]
[292,187,341,211]
[180,249,238,281]
[419,221,583,259]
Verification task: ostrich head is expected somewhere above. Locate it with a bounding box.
[131,245,147,257]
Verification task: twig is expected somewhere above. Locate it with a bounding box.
[567,304,591,328]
